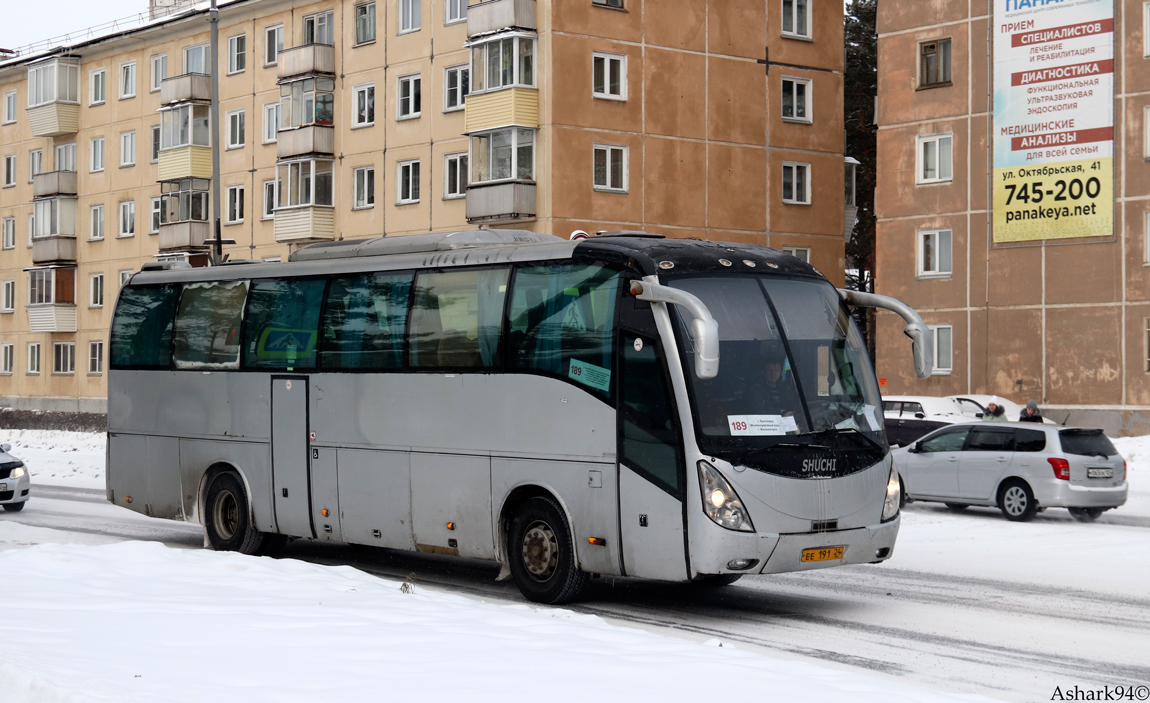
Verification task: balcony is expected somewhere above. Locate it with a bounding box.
[27,304,78,333]
[465,87,538,133]
[277,126,335,160]
[467,0,535,38]
[26,57,80,138]
[158,146,212,181]
[32,171,78,198]
[32,236,77,265]
[465,181,536,224]
[27,102,80,138]
[160,73,211,106]
[159,221,211,251]
[278,43,335,80]
[274,206,335,243]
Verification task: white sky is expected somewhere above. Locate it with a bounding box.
[2,0,150,54]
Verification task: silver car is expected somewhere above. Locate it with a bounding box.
[0,442,30,512]
[892,423,1127,522]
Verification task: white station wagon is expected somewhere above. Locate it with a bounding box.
[892,423,1127,522]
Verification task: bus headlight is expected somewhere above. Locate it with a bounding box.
[882,466,900,522]
[9,466,25,479]
[697,461,754,532]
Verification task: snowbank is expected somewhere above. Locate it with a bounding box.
[0,429,105,490]
[0,539,988,703]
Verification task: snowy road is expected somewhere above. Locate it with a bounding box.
[7,483,1149,703]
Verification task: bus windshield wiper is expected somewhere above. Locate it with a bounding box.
[770,441,830,450]
[813,427,884,454]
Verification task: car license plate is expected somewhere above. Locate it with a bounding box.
[801,546,845,562]
[1087,468,1113,479]
[0,483,6,491]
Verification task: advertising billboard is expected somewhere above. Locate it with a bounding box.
[992,0,1114,243]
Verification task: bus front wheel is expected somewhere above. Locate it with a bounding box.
[204,471,270,555]
[507,496,589,605]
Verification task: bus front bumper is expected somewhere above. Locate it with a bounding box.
[757,515,900,574]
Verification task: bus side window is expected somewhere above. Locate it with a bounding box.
[110,284,182,369]
[319,272,412,369]
[508,264,620,397]
[409,268,509,369]
[172,281,250,370]
[242,278,326,370]
[620,334,682,497]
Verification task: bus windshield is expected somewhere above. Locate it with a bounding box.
[669,276,884,453]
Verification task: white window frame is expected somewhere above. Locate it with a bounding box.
[89,273,105,308]
[468,35,537,94]
[469,127,536,184]
[264,102,281,143]
[782,246,811,263]
[119,270,133,287]
[185,43,210,75]
[226,184,245,224]
[1144,105,1150,159]
[444,65,468,112]
[228,34,247,74]
[56,143,76,172]
[52,341,75,375]
[120,130,136,167]
[29,148,42,182]
[89,69,106,106]
[446,0,466,24]
[119,61,136,99]
[397,74,421,120]
[27,214,34,248]
[916,133,954,184]
[1144,3,1150,58]
[151,125,161,163]
[1,343,12,375]
[2,154,15,187]
[397,159,421,204]
[930,325,954,375]
[353,83,375,127]
[1,218,13,250]
[1,279,13,311]
[226,109,246,149]
[27,342,40,375]
[355,2,377,44]
[90,137,105,173]
[592,52,627,101]
[90,204,105,240]
[353,166,375,209]
[444,152,468,199]
[917,229,953,278]
[593,143,628,192]
[89,340,104,375]
[262,179,277,219]
[151,54,167,92]
[304,11,336,46]
[782,161,811,204]
[119,200,135,237]
[782,0,811,38]
[2,90,15,124]
[150,196,162,234]
[781,76,812,123]
[399,0,422,33]
[265,25,284,66]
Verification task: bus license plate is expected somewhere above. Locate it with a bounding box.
[1087,468,1113,479]
[801,546,845,562]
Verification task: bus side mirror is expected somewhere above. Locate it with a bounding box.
[838,289,934,379]
[631,278,720,380]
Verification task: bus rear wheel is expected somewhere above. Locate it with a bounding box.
[507,496,588,605]
[204,471,269,555]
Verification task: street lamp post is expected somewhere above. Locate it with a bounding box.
[209,0,222,265]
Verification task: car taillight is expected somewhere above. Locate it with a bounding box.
[1049,457,1070,481]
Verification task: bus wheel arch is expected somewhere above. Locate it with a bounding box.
[199,464,280,555]
[499,486,589,605]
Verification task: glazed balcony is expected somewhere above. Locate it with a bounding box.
[467,0,535,38]
[277,125,335,160]
[465,181,535,224]
[274,206,335,243]
[26,57,80,137]
[278,43,335,80]
[160,73,211,106]
[32,170,77,198]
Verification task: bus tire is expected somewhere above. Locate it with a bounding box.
[507,496,588,605]
[998,480,1037,522]
[204,471,266,555]
[692,574,743,588]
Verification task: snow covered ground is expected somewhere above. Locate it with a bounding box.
[2,429,105,490]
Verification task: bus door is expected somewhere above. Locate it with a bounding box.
[271,376,315,538]
[617,329,689,581]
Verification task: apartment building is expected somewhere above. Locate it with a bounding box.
[873,0,1150,432]
[0,0,847,414]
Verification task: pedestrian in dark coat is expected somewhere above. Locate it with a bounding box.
[1019,400,1044,423]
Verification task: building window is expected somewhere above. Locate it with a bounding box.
[276,160,335,208]
[782,246,811,263]
[1145,4,1150,58]
[32,199,71,239]
[470,35,536,93]
[89,341,104,375]
[160,103,211,149]
[90,69,106,105]
[930,325,953,374]
[90,137,105,172]
[226,184,245,224]
[446,0,466,23]
[471,128,535,183]
[120,270,133,287]
[398,75,421,119]
[845,159,858,206]
[444,65,469,112]
[1,279,12,312]
[593,144,627,192]
[150,197,162,233]
[782,161,811,204]
[356,2,377,44]
[918,229,953,278]
[264,102,281,143]
[90,205,105,240]
[263,180,276,219]
[782,0,810,37]
[2,155,15,187]
[444,152,468,199]
[917,134,953,184]
[265,25,284,66]
[28,59,80,108]
[119,200,135,237]
[2,91,15,123]
[56,143,76,172]
[119,61,136,99]
[593,0,624,7]
[227,110,246,149]
[2,219,13,249]
[920,40,952,87]
[1145,212,1150,263]
[120,131,136,167]
[228,35,246,74]
[53,342,75,374]
[90,273,104,308]
[781,77,811,122]
[1,344,12,374]
[27,343,40,375]
[279,78,335,129]
[151,54,167,92]
[27,214,34,247]
[29,268,74,306]
[353,84,375,126]
[399,0,421,33]
[305,11,335,45]
[353,166,375,209]
[151,125,161,162]
[592,53,626,100]
[29,149,42,181]
[398,160,421,204]
[185,43,210,74]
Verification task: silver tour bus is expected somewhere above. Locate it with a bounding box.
[107,230,932,604]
